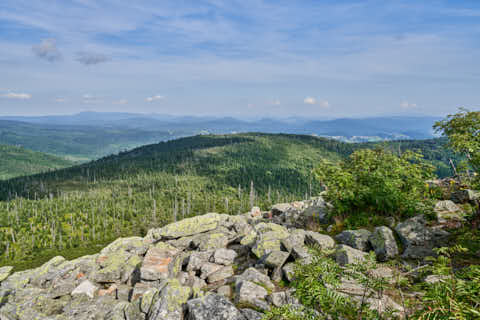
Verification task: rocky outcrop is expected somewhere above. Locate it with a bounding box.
[0,196,458,319]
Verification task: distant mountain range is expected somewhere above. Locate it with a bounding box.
[1,112,440,138]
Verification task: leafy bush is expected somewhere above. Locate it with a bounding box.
[415,246,480,320]
[315,148,435,219]
[265,250,397,320]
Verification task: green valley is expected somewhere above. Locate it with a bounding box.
[0,145,74,180]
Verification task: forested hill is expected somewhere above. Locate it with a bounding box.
[0,133,457,270]
[0,145,74,180]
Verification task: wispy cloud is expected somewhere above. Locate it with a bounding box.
[304,97,316,105]
[32,39,62,62]
[400,101,417,109]
[1,92,32,99]
[146,95,165,102]
[304,97,329,108]
[76,51,110,65]
[82,94,102,104]
[55,97,66,103]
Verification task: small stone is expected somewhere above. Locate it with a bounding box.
[237,267,275,291]
[207,265,234,283]
[235,280,268,310]
[281,229,306,252]
[335,245,367,266]
[267,291,287,307]
[282,263,295,282]
[291,246,312,264]
[264,251,290,269]
[200,263,223,280]
[368,226,399,261]
[217,285,232,298]
[305,231,335,250]
[213,248,238,265]
[71,280,98,299]
[335,229,372,251]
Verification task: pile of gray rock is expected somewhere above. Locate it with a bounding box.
[0,196,464,319]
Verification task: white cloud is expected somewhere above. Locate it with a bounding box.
[400,101,417,108]
[271,99,281,106]
[1,92,32,99]
[55,97,66,103]
[304,97,329,108]
[146,95,165,102]
[32,39,62,62]
[114,99,128,105]
[304,97,316,105]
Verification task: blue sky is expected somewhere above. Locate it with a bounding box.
[0,0,479,118]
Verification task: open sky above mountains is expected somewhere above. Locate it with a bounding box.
[0,0,479,118]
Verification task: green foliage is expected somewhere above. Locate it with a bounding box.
[315,148,435,219]
[286,250,395,319]
[434,108,480,182]
[415,246,480,320]
[262,304,318,320]
[0,145,74,180]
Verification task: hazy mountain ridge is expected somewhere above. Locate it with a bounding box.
[0,113,441,161]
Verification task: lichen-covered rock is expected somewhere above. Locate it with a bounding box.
[335,229,372,251]
[235,280,268,310]
[304,231,335,250]
[264,251,290,269]
[291,246,312,264]
[281,229,306,252]
[335,245,367,266]
[213,248,237,266]
[140,287,159,314]
[395,215,449,248]
[186,294,247,320]
[192,232,230,251]
[148,213,225,240]
[101,236,148,256]
[71,280,98,298]
[434,200,465,223]
[251,223,290,259]
[207,265,234,283]
[200,262,223,280]
[141,243,180,281]
[236,267,275,291]
[148,279,192,320]
[368,226,399,261]
[186,251,214,272]
[94,249,131,283]
[0,266,13,283]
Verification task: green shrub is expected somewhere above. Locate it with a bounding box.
[415,246,480,320]
[315,148,435,219]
